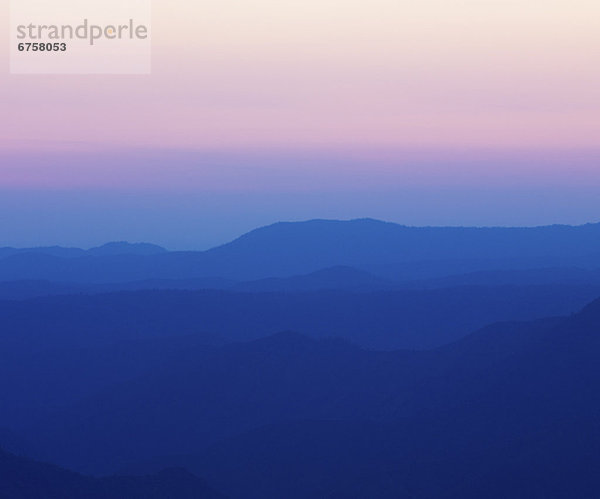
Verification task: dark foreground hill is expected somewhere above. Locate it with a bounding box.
[185,299,600,499]
[8,296,600,499]
[0,449,224,499]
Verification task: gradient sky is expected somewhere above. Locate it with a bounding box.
[1,0,599,248]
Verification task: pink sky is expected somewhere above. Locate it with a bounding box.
[2,0,599,154]
[1,0,599,246]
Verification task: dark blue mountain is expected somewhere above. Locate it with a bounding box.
[232,266,395,292]
[0,285,598,353]
[406,266,600,288]
[209,218,600,270]
[0,219,599,282]
[4,219,600,496]
[0,278,240,301]
[187,299,600,499]
[200,218,600,280]
[3,265,600,301]
[0,449,225,498]
[13,297,597,497]
[0,267,390,301]
[5,298,598,475]
[0,280,90,300]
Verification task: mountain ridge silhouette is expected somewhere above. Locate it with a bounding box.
[1,219,600,282]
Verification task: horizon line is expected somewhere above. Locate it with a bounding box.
[2,217,599,252]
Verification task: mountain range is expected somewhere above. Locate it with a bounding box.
[2,297,599,497]
[1,219,599,283]
[3,219,600,497]
[0,284,598,352]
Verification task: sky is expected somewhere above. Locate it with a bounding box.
[1,0,599,249]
